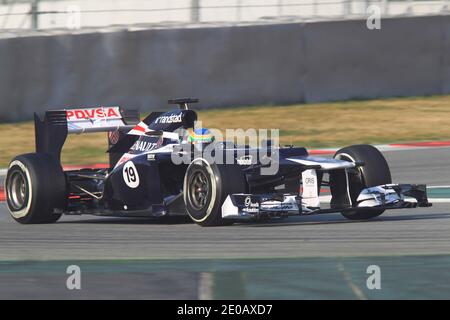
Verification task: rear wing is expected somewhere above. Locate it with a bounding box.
[34,107,140,167]
[65,106,138,134]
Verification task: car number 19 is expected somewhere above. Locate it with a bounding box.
[123,161,140,188]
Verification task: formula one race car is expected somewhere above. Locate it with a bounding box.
[5,98,431,226]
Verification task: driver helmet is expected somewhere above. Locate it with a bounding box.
[187,128,215,146]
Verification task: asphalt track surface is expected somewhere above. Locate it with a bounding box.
[1,148,450,299]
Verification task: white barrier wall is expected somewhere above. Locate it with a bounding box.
[0,15,449,121]
[1,0,447,29]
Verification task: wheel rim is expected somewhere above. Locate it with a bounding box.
[8,170,28,211]
[188,170,210,210]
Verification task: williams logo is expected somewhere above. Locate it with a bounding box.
[155,113,183,124]
[243,196,259,213]
[237,155,253,166]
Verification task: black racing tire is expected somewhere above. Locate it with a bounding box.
[334,144,392,220]
[183,158,247,226]
[5,153,66,224]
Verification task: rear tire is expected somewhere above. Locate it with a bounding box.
[333,144,391,220]
[5,153,66,224]
[183,158,246,226]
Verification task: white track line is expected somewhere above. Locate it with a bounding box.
[310,144,450,155]
[319,195,332,202]
[426,198,450,203]
[337,262,367,300]
[320,195,450,203]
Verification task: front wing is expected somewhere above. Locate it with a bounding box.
[221,184,431,220]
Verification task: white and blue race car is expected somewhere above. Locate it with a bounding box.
[5,98,430,226]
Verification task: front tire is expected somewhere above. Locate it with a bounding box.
[333,144,391,220]
[5,153,66,224]
[183,158,246,226]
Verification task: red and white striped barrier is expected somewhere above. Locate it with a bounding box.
[308,140,450,155]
